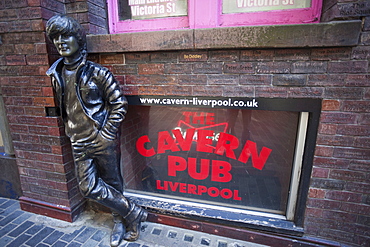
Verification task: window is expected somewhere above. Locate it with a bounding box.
[108,0,323,33]
[120,96,321,233]
[0,131,3,152]
[220,0,322,27]
[0,93,14,156]
[108,0,191,33]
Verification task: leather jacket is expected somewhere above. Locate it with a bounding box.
[47,57,128,140]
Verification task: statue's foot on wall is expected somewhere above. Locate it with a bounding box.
[110,214,125,247]
[124,208,148,242]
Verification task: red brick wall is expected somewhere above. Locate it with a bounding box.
[0,0,85,221]
[0,0,369,245]
[321,0,370,22]
[88,46,370,246]
[0,0,111,222]
[66,0,109,35]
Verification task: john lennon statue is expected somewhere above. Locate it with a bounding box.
[46,15,147,246]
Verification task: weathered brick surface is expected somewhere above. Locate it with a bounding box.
[328,60,368,73]
[239,74,272,85]
[240,49,275,61]
[291,61,327,73]
[322,99,340,111]
[308,188,326,198]
[320,112,357,124]
[311,168,330,179]
[0,0,85,220]
[361,31,370,45]
[256,61,290,74]
[100,54,124,64]
[321,0,370,21]
[210,50,239,61]
[224,62,254,74]
[272,74,307,86]
[288,86,324,98]
[138,64,165,75]
[311,47,351,61]
[324,87,364,99]
[1,0,369,246]
[151,52,178,63]
[165,63,193,74]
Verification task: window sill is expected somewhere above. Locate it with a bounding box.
[87,20,361,53]
[126,191,304,236]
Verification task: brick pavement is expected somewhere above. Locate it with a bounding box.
[0,197,267,247]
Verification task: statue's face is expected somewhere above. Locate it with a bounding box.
[53,34,80,57]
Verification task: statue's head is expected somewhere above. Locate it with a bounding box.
[46,15,86,58]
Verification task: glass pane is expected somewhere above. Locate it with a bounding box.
[0,130,3,147]
[121,105,299,214]
[119,0,188,20]
[222,0,312,14]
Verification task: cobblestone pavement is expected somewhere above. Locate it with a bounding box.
[0,197,268,247]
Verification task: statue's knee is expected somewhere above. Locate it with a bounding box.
[78,179,106,201]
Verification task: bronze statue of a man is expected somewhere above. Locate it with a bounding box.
[45,15,147,246]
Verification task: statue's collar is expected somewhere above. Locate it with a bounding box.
[46,53,87,77]
[63,53,85,70]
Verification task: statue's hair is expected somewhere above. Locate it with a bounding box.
[46,15,87,52]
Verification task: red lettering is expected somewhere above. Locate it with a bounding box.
[168,156,233,182]
[187,183,197,194]
[198,185,207,195]
[188,158,210,180]
[214,132,239,159]
[196,129,214,153]
[182,111,192,123]
[208,187,219,197]
[156,180,242,201]
[220,188,233,199]
[157,131,180,154]
[211,160,232,182]
[238,140,272,170]
[192,112,205,124]
[168,181,179,191]
[172,128,195,151]
[205,113,215,125]
[179,183,186,193]
[156,180,168,190]
[182,111,215,125]
[233,190,242,200]
[168,155,187,177]
[136,135,156,157]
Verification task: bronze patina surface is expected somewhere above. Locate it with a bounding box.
[46,15,147,246]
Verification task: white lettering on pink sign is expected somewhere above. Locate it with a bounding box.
[129,0,179,18]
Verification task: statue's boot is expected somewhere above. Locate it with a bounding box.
[110,212,125,247]
[123,204,148,242]
[82,180,147,242]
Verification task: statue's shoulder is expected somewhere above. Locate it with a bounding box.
[46,58,64,76]
[86,60,109,72]
[85,60,114,80]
